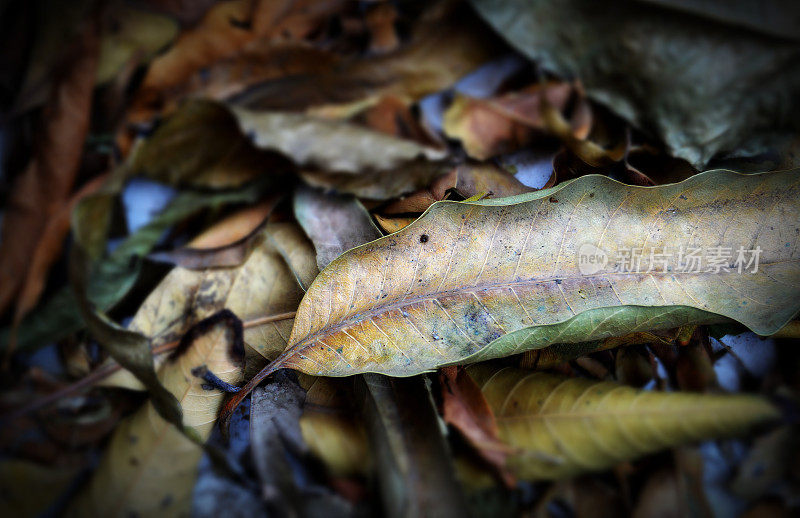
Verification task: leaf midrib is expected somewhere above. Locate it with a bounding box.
[291,258,795,350]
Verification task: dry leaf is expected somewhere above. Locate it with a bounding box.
[148,200,277,269]
[130,99,289,188]
[440,366,514,484]
[234,1,507,111]
[66,318,244,517]
[466,364,779,479]
[101,223,317,391]
[470,0,800,167]
[443,82,576,160]
[0,18,98,317]
[298,160,451,200]
[382,163,534,215]
[298,374,369,477]
[230,105,447,173]
[228,169,800,400]
[294,186,382,270]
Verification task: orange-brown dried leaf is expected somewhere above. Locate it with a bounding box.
[12,174,108,327]
[382,163,533,215]
[443,82,575,160]
[440,366,514,485]
[0,19,99,318]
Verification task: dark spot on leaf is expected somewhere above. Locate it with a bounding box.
[555,279,562,284]
[420,234,429,243]
[549,197,558,203]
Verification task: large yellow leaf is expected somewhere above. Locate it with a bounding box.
[67,319,244,517]
[465,365,780,479]
[239,169,800,386]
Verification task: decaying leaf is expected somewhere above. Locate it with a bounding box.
[148,200,276,269]
[130,0,346,115]
[382,163,535,215]
[95,4,178,85]
[443,82,577,160]
[298,374,369,477]
[230,105,447,174]
[233,1,508,111]
[466,365,779,479]
[0,18,98,318]
[66,317,244,517]
[297,160,451,201]
[294,186,382,270]
[440,366,513,484]
[131,99,289,189]
[102,222,317,391]
[228,168,800,401]
[250,371,355,517]
[2,178,265,354]
[358,374,469,516]
[470,0,800,167]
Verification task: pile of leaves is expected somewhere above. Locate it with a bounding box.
[1,0,799,516]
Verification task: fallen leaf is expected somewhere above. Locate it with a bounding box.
[230,105,447,173]
[95,4,178,85]
[131,99,290,188]
[358,374,470,515]
[440,366,514,485]
[364,2,399,54]
[294,186,382,270]
[2,177,266,354]
[470,0,800,167]
[0,17,99,318]
[466,364,779,479]
[250,371,355,516]
[66,316,244,517]
[298,374,369,477]
[233,1,508,111]
[374,215,418,235]
[148,199,277,268]
[100,222,316,391]
[133,0,345,110]
[443,82,576,160]
[382,162,535,215]
[297,160,451,200]
[233,169,800,389]
[11,173,108,330]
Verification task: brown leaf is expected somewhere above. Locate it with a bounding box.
[0,17,99,318]
[440,366,514,486]
[382,162,535,216]
[234,1,507,111]
[11,173,108,328]
[132,0,345,113]
[443,82,576,160]
[148,199,277,269]
[365,2,399,54]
